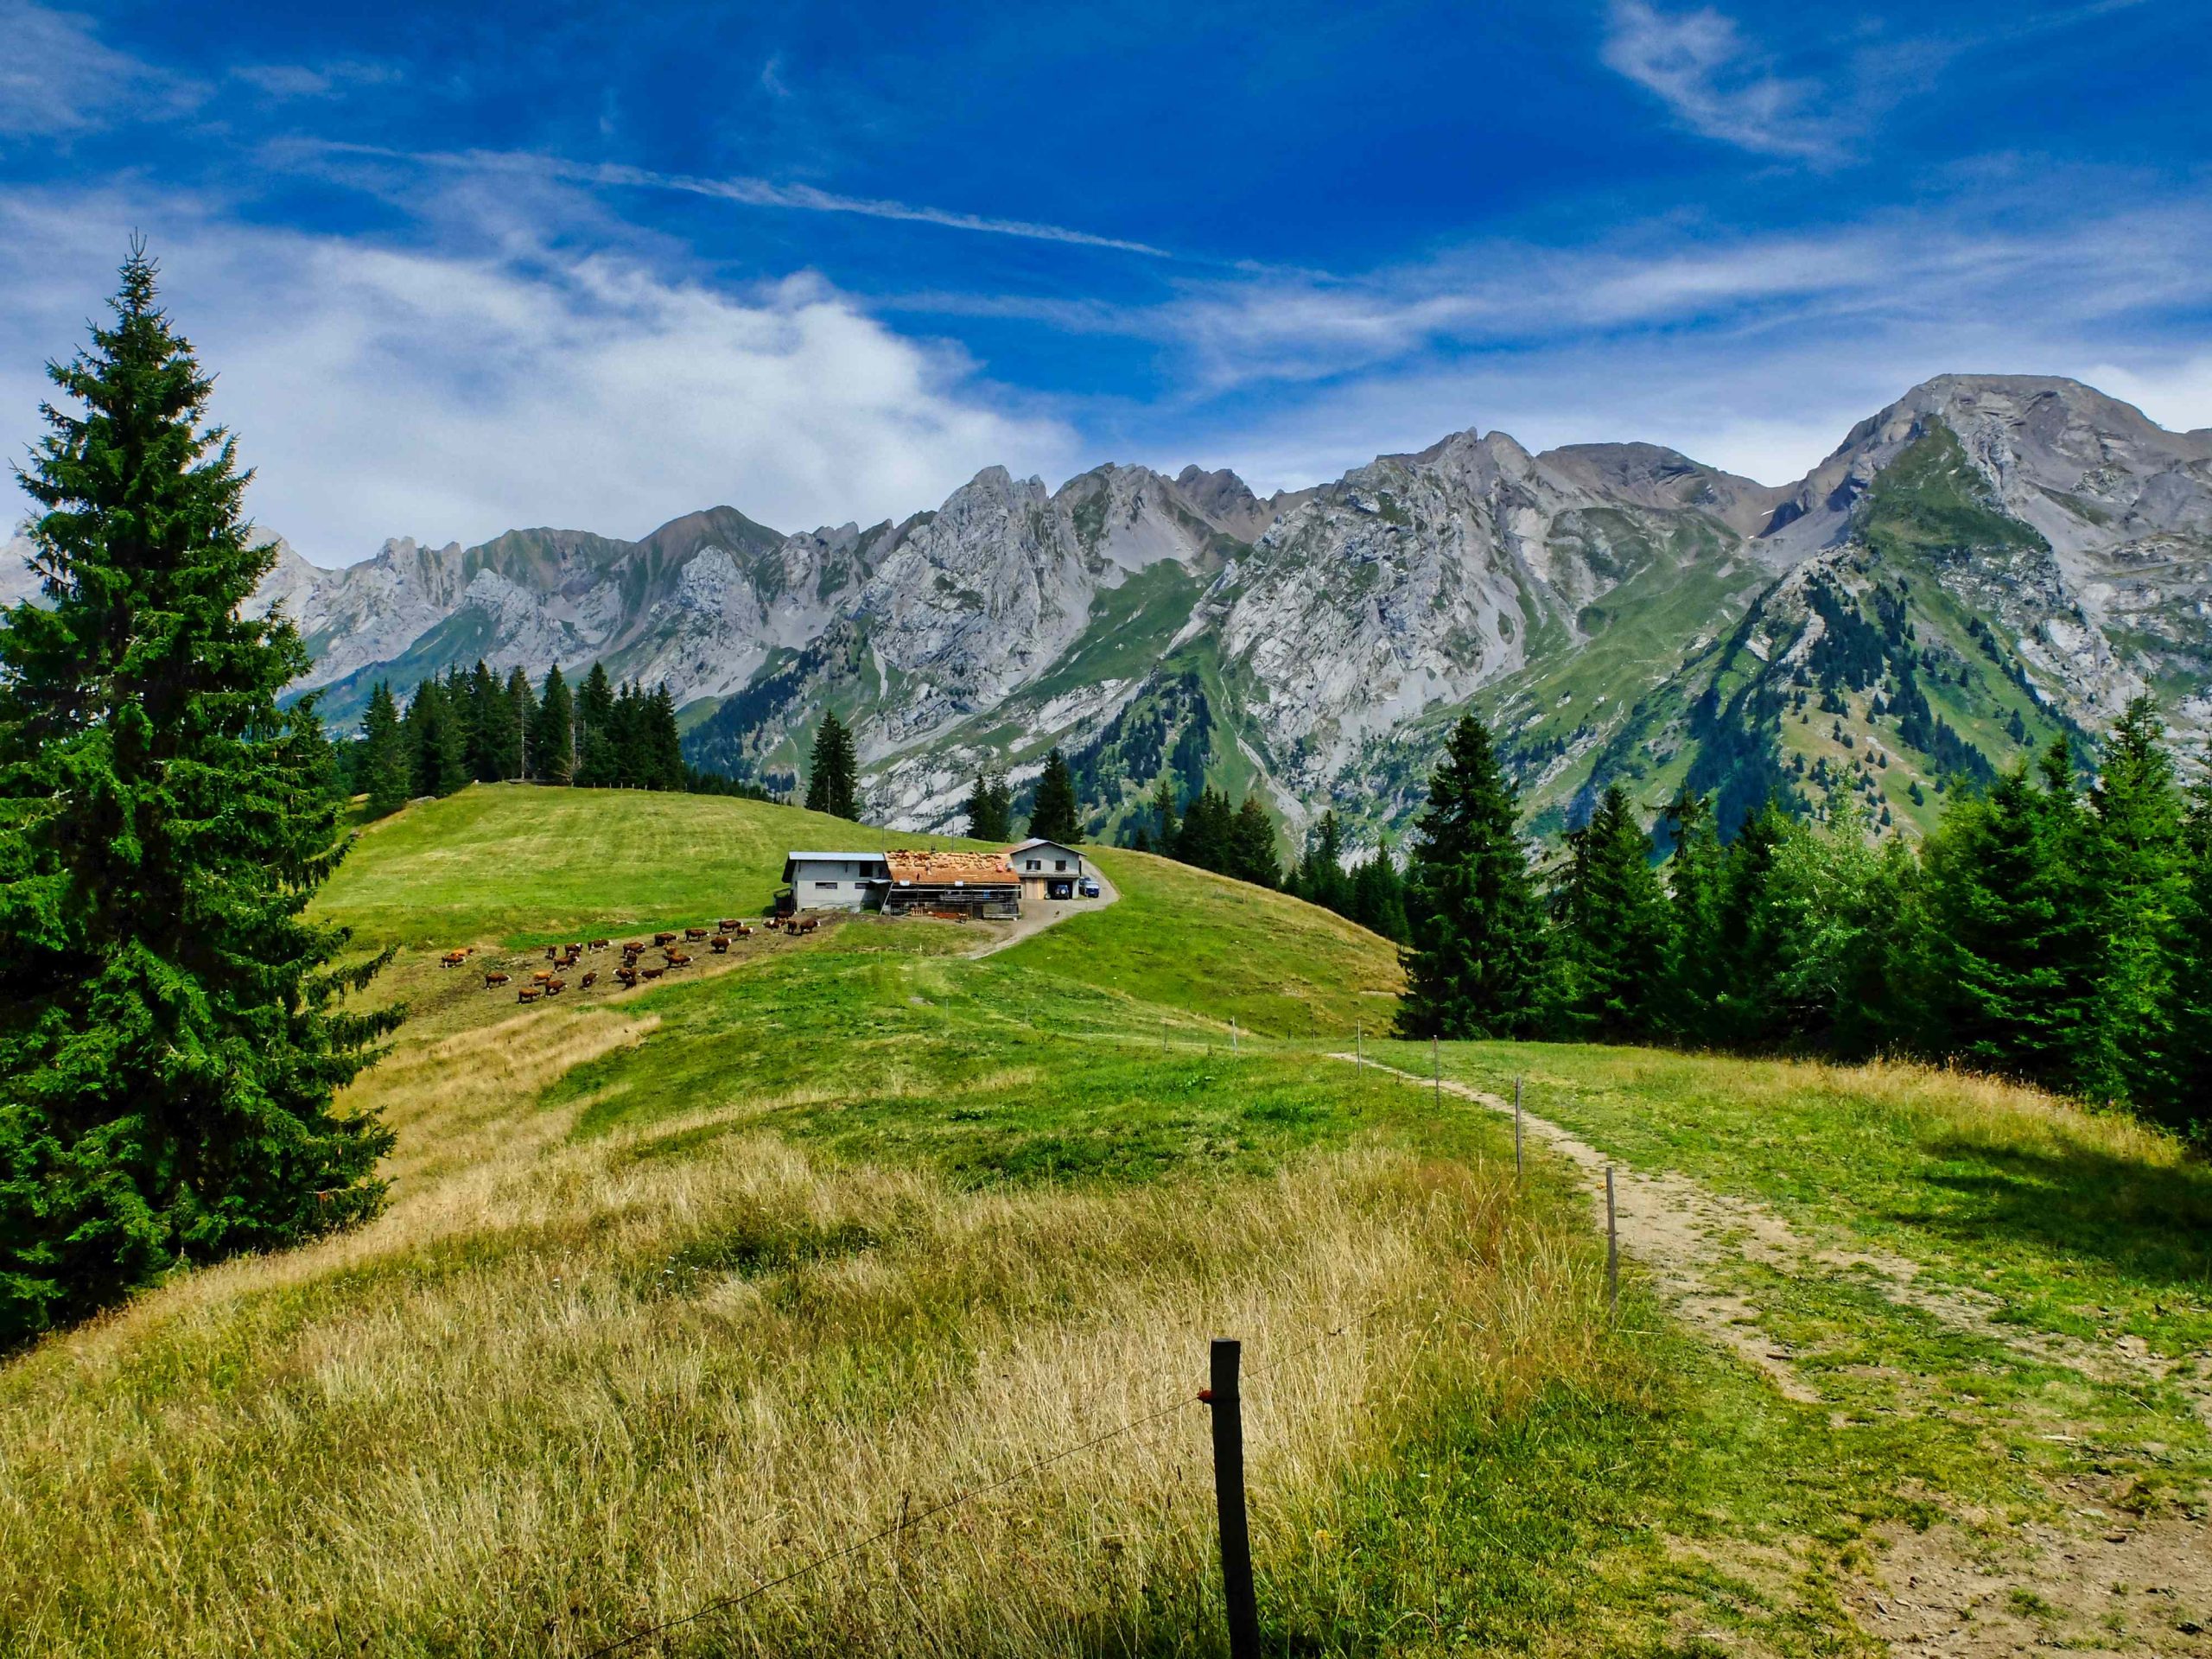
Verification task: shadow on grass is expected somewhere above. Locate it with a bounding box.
[1893,1136,2212,1292]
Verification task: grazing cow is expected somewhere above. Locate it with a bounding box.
[717,918,740,931]
[709,937,728,954]
[654,931,679,946]
[546,978,565,995]
[441,950,467,969]
[734,924,754,938]
[588,938,610,951]
[581,970,598,988]
[623,940,647,954]
[614,966,638,986]
[640,965,664,981]
[684,925,709,942]
[518,987,542,1003]
[665,949,691,966]
[484,971,512,988]
[532,969,552,984]
[798,917,820,934]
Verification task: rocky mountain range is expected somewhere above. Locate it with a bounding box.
[6,373,2209,847]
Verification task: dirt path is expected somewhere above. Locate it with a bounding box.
[1332,1053,2212,1656]
[963,871,1120,958]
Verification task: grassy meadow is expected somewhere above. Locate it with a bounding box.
[2,786,2208,1655]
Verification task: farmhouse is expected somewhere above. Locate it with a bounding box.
[1007,837,1088,903]
[882,849,1020,918]
[779,851,890,913]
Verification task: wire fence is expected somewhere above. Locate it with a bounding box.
[572,1302,1402,1659]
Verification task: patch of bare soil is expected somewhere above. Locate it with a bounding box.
[1851,1514,2209,1656]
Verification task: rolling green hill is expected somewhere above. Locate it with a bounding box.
[3,789,2206,1656]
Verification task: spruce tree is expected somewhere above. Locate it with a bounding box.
[359,681,410,818]
[1659,790,1726,1044]
[404,677,467,798]
[804,711,861,820]
[2166,784,2212,1135]
[0,245,397,1343]
[503,667,536,781]
[1027,747,1082,842]
[575,663,617,787]
[2079,696,2183,1106]
[964,766,1014,842]
[1545,784,1669,1042]
[466,661,509,782]
[1175,786,1236,874]
[1150,774,1179,849]
[1348,846,1410,943]
[1396,714,1546,1039]
[1229,795,1280,887]
[646,683,686,790]
[531,664,575,785]
[1294,810,1352,915]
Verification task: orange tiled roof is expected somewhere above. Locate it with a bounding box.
[885,848,1014,882]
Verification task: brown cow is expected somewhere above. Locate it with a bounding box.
[623,940,647,954]
[640,965,664,981]
[716,918,741,931]
[734,924,754,938]
[518,987,542,1003]
[664,949,691,967]
[654,931,679,946]
[588,938,610,951]
[709,937,729,954]
[798,918,820,934]
[683,925,709,942]
[581,970,598,988]
[484,971,512,988]
[441,950,467,969]
[545,977,566,995]
[532,969,552,984]
[614,966,639,986]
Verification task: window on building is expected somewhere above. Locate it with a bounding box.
[1027,859,1039,870]
[1055,860,1068,872]
[815,880,839,889]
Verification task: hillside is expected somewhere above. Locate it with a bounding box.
[17,372,2202,849]
[3,789,2206,1656]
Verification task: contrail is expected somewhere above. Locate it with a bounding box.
[317,143,1173,258]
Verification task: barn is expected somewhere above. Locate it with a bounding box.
[881,849,1020,918]
[1006,838,1088,903]
[779,852,891,913]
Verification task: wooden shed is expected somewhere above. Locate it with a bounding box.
[882,849,1020,918]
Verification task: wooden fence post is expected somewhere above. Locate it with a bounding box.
[1356,1020,1362,1067]
[1605,1165,1619,1319]
[1205,1338,1262,1659]
[1230,1017,1238,1054]
[1432,1033,1440,1108]
[1514,1075,1522,1179]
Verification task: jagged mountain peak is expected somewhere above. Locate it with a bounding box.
[1538,441,1791,538]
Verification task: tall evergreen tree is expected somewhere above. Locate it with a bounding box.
[404,677,467,798]
[2166,784,2212,1135]
[1028,747,1083,842]
[1149,774,1179,849]
[1228,795,1281,887]
[0,245,398,1343]
[1922,743,2095,1089]
[1347,846,1410,943]
[1396,714,1546,1039]
[1545,783,1669,1041]
[804,711,861,820]
[2079,696,2184,1106]
[1659,790,1726,1044]
[1173,785,1236,874]
[645,683,686,790]
[575,663,617,787]
[964,766,1014,842]
[359,681,410,818]
[1292,810,1352,914]
[531,664,575,785]
[466,661,510,783]
[500,667,535,780]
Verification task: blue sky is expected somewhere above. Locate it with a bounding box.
[3,0,2208,564]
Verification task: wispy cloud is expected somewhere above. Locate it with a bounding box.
[0,188,1077,561]
[0,0,202,136]
[1599,0,1839,159]
[230,60,400,100]
[311,143,1174,257]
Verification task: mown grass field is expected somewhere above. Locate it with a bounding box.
[2,786,2207,1656]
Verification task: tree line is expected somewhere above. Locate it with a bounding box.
[1397,704,2212,1136]
[347,660,760,817]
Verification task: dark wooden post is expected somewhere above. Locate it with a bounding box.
[1514,1076,1523,1179]
[1431,1033,1440,1107]
[1205,1338,1262,1659]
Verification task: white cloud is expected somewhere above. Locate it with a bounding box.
[0,193,1077,563]
[2076,355,2212,436]
[1599,1,1838,160]
[0,1,201,135]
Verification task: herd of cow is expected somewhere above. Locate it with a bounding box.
[436,914,824,1003]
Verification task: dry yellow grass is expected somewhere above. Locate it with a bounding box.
[0,953,1612,1657]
